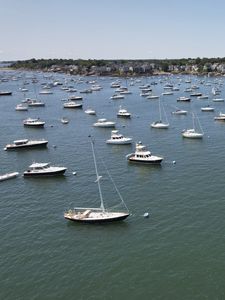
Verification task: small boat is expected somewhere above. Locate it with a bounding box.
[0,172,19,181]
[146,95,160,99]
[85,108,96,115]
[61,117,69,124]
[117,106,131,118]
[214,112,225,121]
[162,91,173,96]
[110,94,125,100]
[39,90,53,94]
[182,129,204,139]
[151,98,169,129]
[201,106,214,112]
[4,139,48,150]
[172,109,188,115]
[23,118,45,127]
[93,118,116,128]
[190,92,202,97]
[182,113,204,139]
[64,139,129,223]
[63,101,82,109]
[15,104,28,111]
[27,99,45,107]
[177,96,191,102]
[126,142,163,164]
[0,91,12,96]
[213,98,224,102]
[69,95,83,101]
[197,95,209,99]
[24,162,67,177]
[106,130,132,145]
[80,89,92,94]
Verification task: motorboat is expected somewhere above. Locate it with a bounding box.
[117,106,131,118]
[106,130,132,145]
[69,95,83,101]
[197,95,209,99]
[4,139,48,150]
[27,99,45,107]
[214,112,225,121]
[182,129,203,139]
[0,172,19,181]
[126,142,163,164]
[64,139,129,223]
[85,108,96,115]
[177,96,191,102]
[190,92,202,97]
[93,118,115,128]
[23,118,45,127]
[15,104,28,111]
[172,109,188,115]
[63,101,82,108]
[23,162,67,177]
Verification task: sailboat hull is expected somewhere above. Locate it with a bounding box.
[64,210,129,223]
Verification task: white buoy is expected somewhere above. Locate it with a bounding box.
[173,160,176,164]
[72,172,77,175]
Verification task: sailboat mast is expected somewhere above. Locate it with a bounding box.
[91,140,105,212]
[159,98,162,121]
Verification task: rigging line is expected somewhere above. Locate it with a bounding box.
[99,157,129,212]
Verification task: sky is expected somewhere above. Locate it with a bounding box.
[1,0,225,61]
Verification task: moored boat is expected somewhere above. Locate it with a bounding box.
[23,118,45,127]
[0,172,19,181]
[106,130,132,145]
[23,162,67,177]
[4,139,48,150]
[126,142,163,164]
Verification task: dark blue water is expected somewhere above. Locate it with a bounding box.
[1,70,225,299]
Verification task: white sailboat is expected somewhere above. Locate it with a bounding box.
[182,112,204,139]
[151,98,169,129]
[64,139,129,223]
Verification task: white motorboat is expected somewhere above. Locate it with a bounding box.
[0,172,19,182]
[214,112,225,121]
[23,162,67,177]
[93,118,116,128]
[117,106,131,118]
[63,101,82,108]
[106,130,132,145]
[126,142,163,164]
[15,104,28,111]
[162,91,173,96]
[23,118,45,127]
[85,108,96,115]
[197,95,209,99]
[4,139,48,150]
[69,95,83,101]
[27,99,45,107]
[177,96,191,102]
[64,139,129,223]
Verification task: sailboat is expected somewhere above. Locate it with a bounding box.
[64,139,129,223]
[182,112,204,139]
[151,97,169,129]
